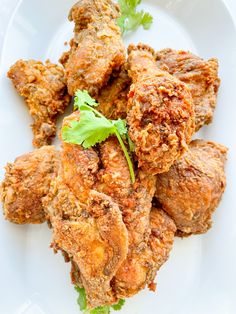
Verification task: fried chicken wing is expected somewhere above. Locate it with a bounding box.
[155,139,227,235]
[96,67,131,119]
[0,146,60,224]
[60,0,125,96]
[7,60,70,147]
[127,44,195,174]
[156,49,220,131]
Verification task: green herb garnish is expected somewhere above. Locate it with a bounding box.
[75,286,125,314]
[62,90,135,184]
[117,0,153,34]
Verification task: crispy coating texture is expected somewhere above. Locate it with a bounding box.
[96,67,131,119]
[0,146,60,224]
[43,115,129,308]
[155,139,227,235]
[127,44,195,174]
[7,60,71,147]
[114,207,176,296]
[156,49,220,131]
[60,0,125,96]
[95,138,175,298]
[45,179,128,308]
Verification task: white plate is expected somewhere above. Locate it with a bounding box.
[0,1,236,313]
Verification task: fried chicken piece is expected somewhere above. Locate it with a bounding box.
[0,146,60,224]
[96,67,131,119]
[155,139,227,235]
[95,138,175,298]
[156,49,220,131]
[7,60,71,147]
[127,44,195,175]
[45,178,128,308]
[60,0,125,96]
[113,207,176,296]
[43,121,128,308]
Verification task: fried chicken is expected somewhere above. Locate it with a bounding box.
[7,60,70,148]
[60,0,125,96]
[127,44,195,175]
[43,113,129,308]
[156,49,220,131]
[96,67,131,119]
[45,178,128,308]
[95,137,175,298]
[0,146,60,224]
[155,139,227,235]
[117,207,176,294]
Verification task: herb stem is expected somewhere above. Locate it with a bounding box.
[114,129,135,184]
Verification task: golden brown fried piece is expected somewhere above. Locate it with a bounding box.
[95,138,175,298]
[45,179,128,308]
[60,0,125,96]
[0,146,60,224]
[114,207,176,296]
[96,67,131,119]
[156,49,220,131]
[155,139,227,235]
[43,118,129,308]
[7,60,70,147]
[127,44,195,175]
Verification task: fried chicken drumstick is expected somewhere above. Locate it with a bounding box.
[60,0,125,96]
[155,139,227,235]
[8,60,70,147]
[127,44,195,174]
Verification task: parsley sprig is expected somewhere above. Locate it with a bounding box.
[117,0,153,34]
[62,90,135,184]
[75,286,125,314]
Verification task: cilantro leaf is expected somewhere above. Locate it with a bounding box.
[75,286,87,311]
[111,119,127,137]
[75,287,125,314]
[111,299,125,311]
[62,112,116,148]
[141,12,153,29]
[74,89,98,110]
[61,90,135,183]
[117,0,153,34]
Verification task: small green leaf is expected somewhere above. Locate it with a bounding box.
[117,0,153,34]
[74,90,98,110]
[111,119,127,136]
[111,299,125,311]
[141,12,153,29]
[62,112,115,148]
[75,286,87,311]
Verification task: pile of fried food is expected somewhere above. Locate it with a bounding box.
[0,0,227,311]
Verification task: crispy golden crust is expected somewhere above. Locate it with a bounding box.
[0,146,60,224]
[60,0,125,96]
[7,60,71,147]
[127,44,195,174]
[43,121,129,308]
[96,67,131,119]
[45,181,128,308]
[95,137,175,299]
[155,139,227,235]
[156,49,220,131]
[113,208,176,297]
